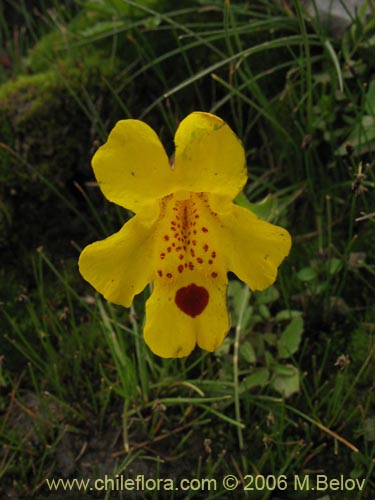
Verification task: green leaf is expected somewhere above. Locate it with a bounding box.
[254,286,280,304]
[265,350,274,367]
[271,363,296,376]
[275,310,302,321]
[297,267,317,282]
[271,364,300,397]
[277,316,304,359]
[328,258,343,275]
[240,341,256,364]
[259,303,271,319]
[241,368,269,391]
[263,333,277,346]
[235,192,279,221]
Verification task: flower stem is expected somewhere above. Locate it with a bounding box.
[233,284,251,451]
[130,304,149,402]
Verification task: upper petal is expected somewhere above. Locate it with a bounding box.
[173,112,247,199]
[218,202,291,291]
[92,120,174,212]
[78,207,159,307]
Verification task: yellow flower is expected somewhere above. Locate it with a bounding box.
[78,112,291,358]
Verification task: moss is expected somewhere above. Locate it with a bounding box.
[0,71,59,123]
[0,52,121,277]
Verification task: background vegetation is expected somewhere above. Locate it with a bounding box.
[1,0,374,498]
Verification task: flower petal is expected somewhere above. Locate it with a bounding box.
[144,275,229,358]
[78,208,159,307]
[92,120,173,212]
[218,203,291,291]
[173,112,247,199]
[144,190,231,357]
[195,277,229,352]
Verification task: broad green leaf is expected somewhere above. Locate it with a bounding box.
[263,333,277,346]
[241,368,269,391]
[254,286,280,304]
[328,258,343,275]
[297,267,317,282]
[275,310,302,321]
[272,364,299,397]
[235,192,278,221]
[240,341,256,364]
[277,316,304,359]
[271,363,296,376]
[259,303,271,319]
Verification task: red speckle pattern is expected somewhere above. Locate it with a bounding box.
[175,283,209,317]
[156,193,219,286]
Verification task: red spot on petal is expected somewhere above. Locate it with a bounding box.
[211,272,218,278]
[190,248,195,257]
[188,262,194,270]
[202,227,208,233]
[208,259,213,265]
[164,235,169,241]
[203,244,209,252]
[211,251,216,258]
[158,270,163,277]
[167,247,172,252]
[160,253,165,260]
[178,264,184,273]
[197,257,203,264]
[192,240,197,246]
[179,254,184,260]
[175,283,209,318]
[167,273,173,279]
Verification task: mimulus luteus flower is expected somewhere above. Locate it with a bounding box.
[79,112,291,358]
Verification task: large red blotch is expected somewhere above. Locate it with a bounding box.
[175,283,209,318]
